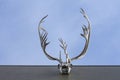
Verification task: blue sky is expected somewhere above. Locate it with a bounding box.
[0,0,120,65]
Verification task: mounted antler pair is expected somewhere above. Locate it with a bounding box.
[38,8,91,74]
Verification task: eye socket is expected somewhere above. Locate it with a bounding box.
[70,64,73,68]
[58,64,60,69]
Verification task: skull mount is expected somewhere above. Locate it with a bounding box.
[38,8,91,74]
[58,63,72,74]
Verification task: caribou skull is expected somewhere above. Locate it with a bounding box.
[38,8,91,74]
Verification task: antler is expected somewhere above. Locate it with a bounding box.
[59,38,67,55]
[38,15,62,63]
[71,8,91,61]
[59,38,71,63]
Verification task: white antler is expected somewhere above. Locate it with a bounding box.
[38,15,62,63]
[71,8,91,61]
[59,38,71,63]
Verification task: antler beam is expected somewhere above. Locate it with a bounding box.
[38,15,62,63]
[71,8,91,61]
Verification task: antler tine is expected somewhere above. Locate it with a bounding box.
[59,38,67,54]
[59,38,71,63]
[39,15,48,24]
[71,8,91,61]
[40,32,49,48]
[38,15,62,63]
